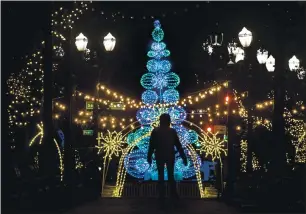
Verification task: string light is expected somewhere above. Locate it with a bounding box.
[96,131,125,193]
[29,122,44,146]
[29,122,64,181]
[240,140,260,172]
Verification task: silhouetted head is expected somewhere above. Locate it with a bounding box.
[159,113,171,127]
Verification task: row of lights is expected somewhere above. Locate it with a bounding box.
[180,82,229,106]
[204,27,305,79]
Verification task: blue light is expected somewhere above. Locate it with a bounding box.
[136,107,159,125]
[141,90,158,105]
[165,72,180,89]
[154,20,161,28]
[140,73,155,89]
[151,42,166,51]
[167,106,187,125]
[146,59,172,73]
[135,158,150,174]
[184,130,199,145]
[126,133,135,145]
[125,147,201,180]
[152,22,164,42]
[147,50,171,59]
[162,89,179,104]
[124,149,149,178]
[152,73,168,89]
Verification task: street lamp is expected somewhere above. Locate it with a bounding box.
[235,47,245,63]
[227,42,238,65]
[266,55,276,72]
[238,27,253,48]
[288,55,300,71]
[256,49,269,64]
[202,33,224,55]
[75,33,88,52]
[103,33,116,52]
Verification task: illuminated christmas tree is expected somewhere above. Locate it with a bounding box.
[124,20,201,181]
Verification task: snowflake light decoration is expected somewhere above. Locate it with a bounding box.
[198,132,227,162]
[96,131,124,158]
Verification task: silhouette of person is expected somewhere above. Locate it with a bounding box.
[147,113,187,200]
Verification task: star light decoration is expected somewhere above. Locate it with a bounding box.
[198,132,227,162]
[96,131,125,158]
[96,131,125,194]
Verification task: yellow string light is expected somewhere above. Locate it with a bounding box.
[96,131,125,194]
[29,122,64,181]
[240,140,260,172]
[54,139,64,181]
[29,122,44,146]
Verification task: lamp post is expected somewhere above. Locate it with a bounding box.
[64,32,116,185]
[64,32,88,185]
[238,27,254,174]
[94,33,116,140]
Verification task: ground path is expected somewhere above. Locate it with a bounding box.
[64,198,239,214]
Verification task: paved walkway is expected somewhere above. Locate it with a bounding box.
[64,198,239,214]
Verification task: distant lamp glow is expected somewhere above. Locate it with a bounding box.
[256,49,269,64]
[227,42,238,55]
[238,27,252,48]
[227,41,237,65]
[288,55,300,71]
[207,127,212,132]
[265,55,275,72]
[75,33,88,52]
[202,39,213,55]
[207,45,213,55]
[103,33,116,51]
[225,96,230,102]
[235,47,245,63]
[297,67,305,80]
[211,33,224,47]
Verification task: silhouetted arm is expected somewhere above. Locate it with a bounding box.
[173,129,186,160]
[147,129,156,163]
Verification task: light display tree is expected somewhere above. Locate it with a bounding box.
[123,20,201,181]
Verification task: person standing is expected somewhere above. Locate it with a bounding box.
[147,114,187,201]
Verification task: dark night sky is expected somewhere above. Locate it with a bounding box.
[2,1,306,98]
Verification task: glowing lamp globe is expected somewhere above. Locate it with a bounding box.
[297,68,305,80]
[235,47,245,63]
[75,33,88,52]
[103,33,116,52]
[256,49,268,64]
[265,55,275,72]
[227,42,237,55]
[238,27,252,48]
[288,55,300,71]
